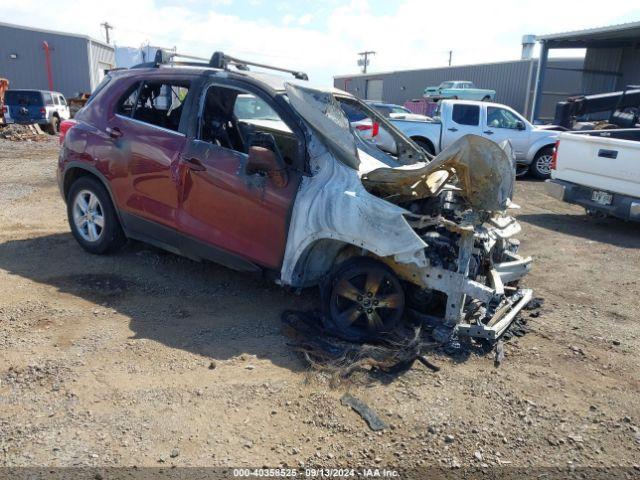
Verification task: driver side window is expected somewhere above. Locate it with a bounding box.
[198,85,299,166]
[486,107,521,130]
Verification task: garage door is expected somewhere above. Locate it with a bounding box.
[366,79,383,101]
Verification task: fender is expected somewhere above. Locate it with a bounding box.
[526,134,558,163]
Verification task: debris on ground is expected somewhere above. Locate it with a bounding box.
[282,310,437,378]
[0,123,49,141]
[340,393,388,431]
[494,340,505,367]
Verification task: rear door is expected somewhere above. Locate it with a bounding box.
[440,103,481,148]
[106,78,191,230]
[6,91,44,124]
[178,81,303,269]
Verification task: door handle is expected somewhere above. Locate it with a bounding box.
[447,127,458,132]
[106,126,122,139]
[483,130,494,135]
[597,149,618,159]
[183,157,206,171]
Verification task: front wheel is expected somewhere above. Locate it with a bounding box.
[412,138,435,156]
[67,176,126,254]
[323,257,405,342]
[47,116,59,135]
[531,147,554,179]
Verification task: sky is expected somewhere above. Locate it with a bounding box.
[3,0,640,86]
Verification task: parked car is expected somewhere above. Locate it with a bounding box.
[3,89,70,134]
[546,129,640,222]
[57,50,532,343]
[366,101,431,121]
[389,99,562,179]
[423,81,495,102]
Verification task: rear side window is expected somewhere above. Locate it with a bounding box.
[42,92,54,105]
[4,91,43,106]
[451,104,479,126]
[53,95,60,105]
[118,80,190,132]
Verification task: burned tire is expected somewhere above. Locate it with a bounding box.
[531,146,554,180]
[67,176,126,255]
[323,257,405,342]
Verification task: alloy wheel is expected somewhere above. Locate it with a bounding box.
[72,190,105,242]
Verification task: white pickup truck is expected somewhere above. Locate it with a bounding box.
[390,99,562,179]
[545,129,640,222]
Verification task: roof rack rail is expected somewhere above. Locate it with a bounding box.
[147,49,309,81]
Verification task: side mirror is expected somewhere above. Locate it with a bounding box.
[246,146,288,188]
[516,121,526,131]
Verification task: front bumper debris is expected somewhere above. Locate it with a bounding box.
[457,288,533,340]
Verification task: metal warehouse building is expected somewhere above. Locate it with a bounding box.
[0,22,115,98]
[334,56,582,123]
[532,21,640,121]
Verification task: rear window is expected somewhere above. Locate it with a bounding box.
[451,104,479,126]
[4,91,43,106]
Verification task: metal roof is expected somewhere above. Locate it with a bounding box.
[537,20,640,43]
[0,21,113,50]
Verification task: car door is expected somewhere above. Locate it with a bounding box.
[440,103,481,149]
[178,81,303,270]
[57,94,70,120]
[106,78,191,230]
[482,105,530,159]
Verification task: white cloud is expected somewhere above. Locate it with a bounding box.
[2,0,639,86]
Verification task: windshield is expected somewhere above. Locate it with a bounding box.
[390,106,411,114]
[4,91,43,106]
[234,94,280,121]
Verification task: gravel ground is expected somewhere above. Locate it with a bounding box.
[0,137,639,473]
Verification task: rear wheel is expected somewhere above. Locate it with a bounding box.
[47,116,59,135]
[67,176,126,254]
[481,95,491,102]
[531,146,554,179]
[324,257,405,342]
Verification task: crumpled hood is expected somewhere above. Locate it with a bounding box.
[361,135,515,212]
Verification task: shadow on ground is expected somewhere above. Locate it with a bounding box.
[518,212,640,248]
[0,232,317,372]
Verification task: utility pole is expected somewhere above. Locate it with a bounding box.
[357,51,376,74]
[448,50,452,67]
[100,22,114,44]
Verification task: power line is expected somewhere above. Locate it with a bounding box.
[357,51,375,74]
[100,22,114,44]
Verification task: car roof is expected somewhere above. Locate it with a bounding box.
[441,99,510,109]
[6,89,64,96]
[367,101,406,108]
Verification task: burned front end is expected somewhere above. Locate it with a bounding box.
[281,83,531,344]
[362,135,532,341]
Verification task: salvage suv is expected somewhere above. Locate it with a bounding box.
[58,51,532,343]
[4,89,70,134]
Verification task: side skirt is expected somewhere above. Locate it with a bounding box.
[120,212,261,273]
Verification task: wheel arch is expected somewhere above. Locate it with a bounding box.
[287,238,358,288]
[410,135,435,155]
[62,164,125,227]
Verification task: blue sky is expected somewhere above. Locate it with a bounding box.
[3,0,640,85]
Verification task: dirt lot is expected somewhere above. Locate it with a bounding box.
[1,137,639,473]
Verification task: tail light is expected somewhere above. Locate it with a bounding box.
[59,119,78,145]
[355,122,380,137]
[1,106,6,114]
[551,140,559,170]
[39,107,46,117]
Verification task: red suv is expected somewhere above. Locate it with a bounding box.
[58,51,532,343]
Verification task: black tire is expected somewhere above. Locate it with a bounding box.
[48,116,59,135]
[67,176,126,254]
[481,95,491,102]
[531,146,554,180]
[412,138,435,156]
[322,257,405,343]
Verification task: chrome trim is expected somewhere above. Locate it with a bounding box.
[630,201,640,219]
[114,114,186,137]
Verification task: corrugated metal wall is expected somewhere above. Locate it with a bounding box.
[0,23,114,97]
[335,58,583,120]
[89,41,116,91]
